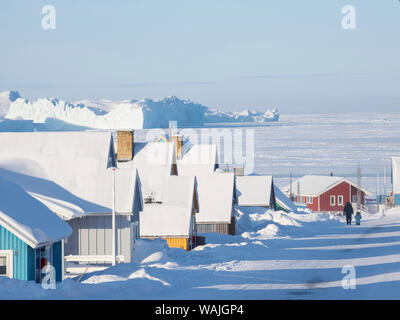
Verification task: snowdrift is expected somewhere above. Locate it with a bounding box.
[3,91,279,130]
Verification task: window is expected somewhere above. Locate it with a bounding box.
[330,196,336,206]
[307,197,313,204]
[338,195,344,206]
[0,250,13,278]
[0,257,6,275]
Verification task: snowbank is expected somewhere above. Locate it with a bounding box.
[4,92,279,130]
[235,206,302,240]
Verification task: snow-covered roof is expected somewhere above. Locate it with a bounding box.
[157,175,197,208]
[0,175,72,248]
[195,173,234,224]
[140,205,193,237]
[0,132,141,219]
[236,176,274,207]
[393,157,400,194]
[119,142,176,200]
[139,175,196,237]
[283,175,372,197]
[177,144,218,176]
[274,185,298,213]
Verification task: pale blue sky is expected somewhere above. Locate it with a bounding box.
[0,0,399,113]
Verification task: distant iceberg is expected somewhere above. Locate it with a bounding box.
[3,91,279,130]
[0,90,21,118]
[204,107,279,124]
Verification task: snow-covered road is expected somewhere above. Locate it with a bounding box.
[1,208,400,299]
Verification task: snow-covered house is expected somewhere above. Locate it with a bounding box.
[392,157,400,207]
[0,132,142,266]
[117,132,203,249]
[194,173,236,235]
[284,175,372,213]
[0,175,71,282]
[235,176,277,209]
[177,143,235,235]
[274,185,298,213]
[140,176,199,250]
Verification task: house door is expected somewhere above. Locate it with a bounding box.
[0,250,13,278]
[35,245,52,283]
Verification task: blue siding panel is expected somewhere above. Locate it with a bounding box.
[52,241,62,282]
[27,246,36,281]
[0,225,29,280]
[395,194,400,206]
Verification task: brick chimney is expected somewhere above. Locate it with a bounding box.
[233,166,244,176]
[170,135,183,159]
[117,130,134,161]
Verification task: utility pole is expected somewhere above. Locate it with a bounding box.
[377,173,380,214]
[289,172,293,201]
[384,166,387,197]
[297,181,301,203]
[357,165,361,212]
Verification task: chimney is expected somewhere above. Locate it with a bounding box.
[117,130,134,161]
[234,166,244,176]
[170,135,183,159]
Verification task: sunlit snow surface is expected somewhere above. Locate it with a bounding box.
[2,208,400,299]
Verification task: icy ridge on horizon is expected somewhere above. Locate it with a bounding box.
[3,91,279,129]
[0,90,21,118]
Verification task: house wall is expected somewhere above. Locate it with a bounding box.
[165,237,190,250]
[197,217,235,235]
[270,186,277,210]
[132,186,142,225]
[351,185,365,205]
[320,181,351,212]
[141,236,191,250]
[307,197,319,212]
[64,214,133,263]
[0,224,32,280]
[197,223,230,235]
[52,241,63,282]
[395,194,400,206]
[0,226,64,282]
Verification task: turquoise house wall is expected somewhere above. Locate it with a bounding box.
[0,225,63,282]
[395,194,400,206]
[52,241,62,282]
[0,225,32,281]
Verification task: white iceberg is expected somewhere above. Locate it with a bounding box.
[4,91,279,129]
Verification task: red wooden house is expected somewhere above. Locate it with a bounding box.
[284,175,372,213]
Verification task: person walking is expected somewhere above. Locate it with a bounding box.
[355,211,362,225]
[343,202,354,225]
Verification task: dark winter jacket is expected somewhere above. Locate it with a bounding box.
[343,202,354,218]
